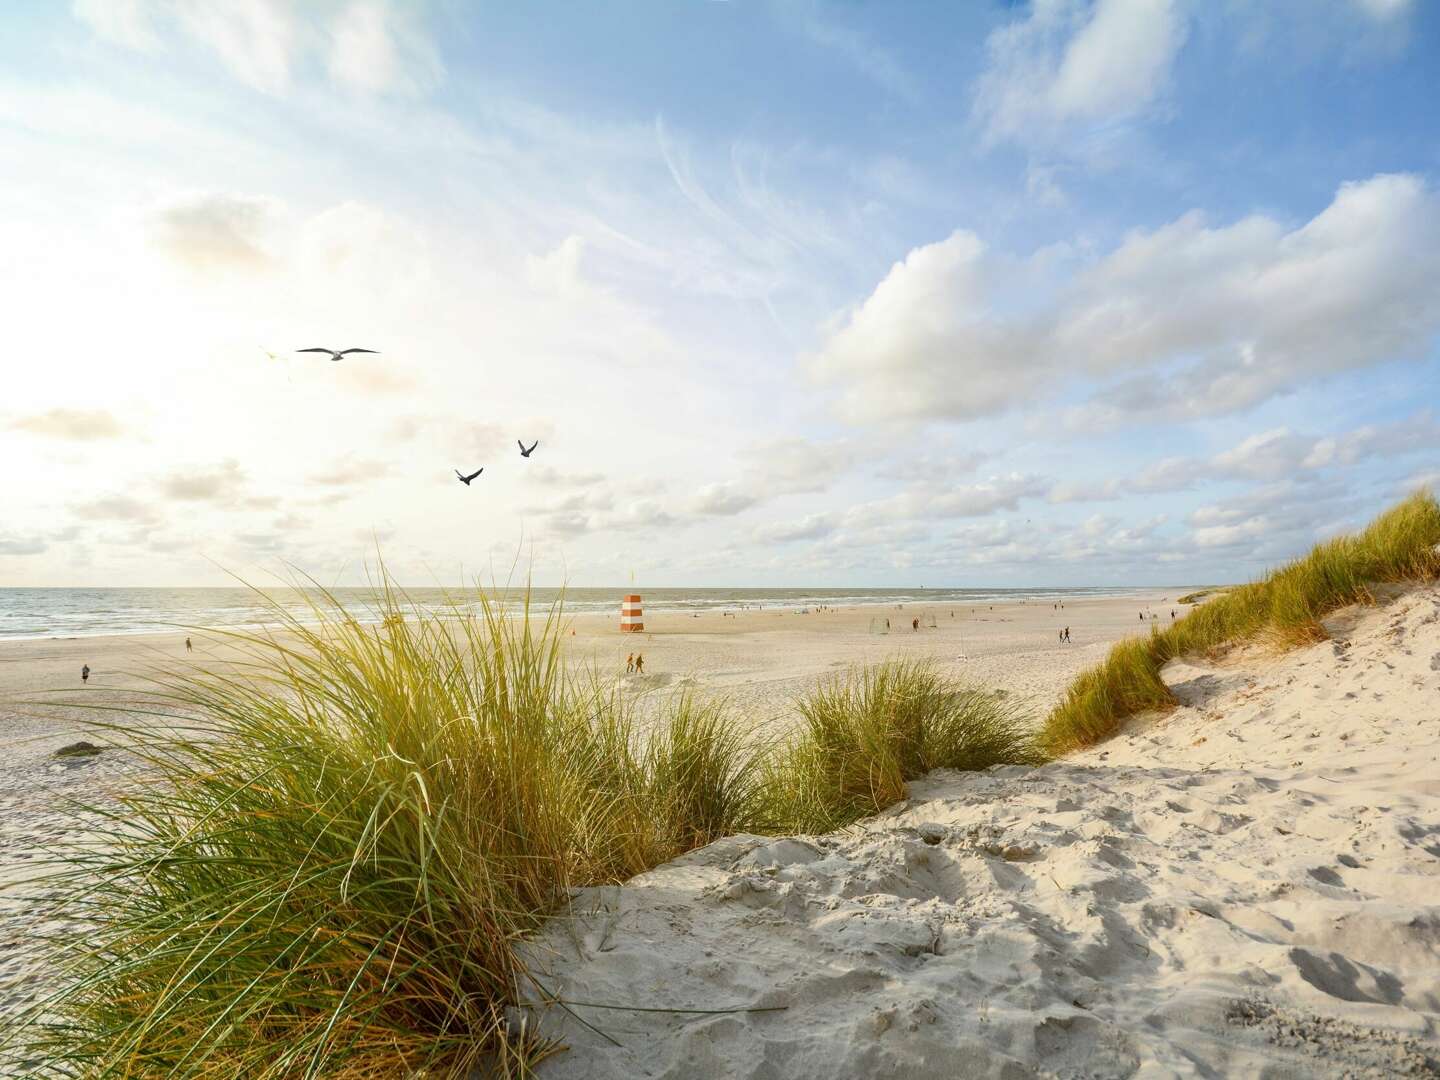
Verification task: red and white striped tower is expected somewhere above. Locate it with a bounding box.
[619,594,644,633]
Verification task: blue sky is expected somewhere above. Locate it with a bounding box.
[1,0,1437,587]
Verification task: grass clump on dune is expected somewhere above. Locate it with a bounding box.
[2,582,761,1079]
[1043,490,1440,755]
[761,659,1042,834]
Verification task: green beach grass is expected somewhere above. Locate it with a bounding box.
[758,659,1042,834]
[1041,490,1440,755]
[0,586,1030,1078]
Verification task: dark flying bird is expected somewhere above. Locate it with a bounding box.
[518,439,539,458]
[455,467,483,485]
[297,348,379,362]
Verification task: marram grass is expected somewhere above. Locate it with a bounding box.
[0,583,763,1078]
[0,583,1030,1078]
[758,659,1043,834]
[1042,490,1440,755]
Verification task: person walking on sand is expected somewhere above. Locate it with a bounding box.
[625,653,634,674]
[81,664,90,684]
[635,653,644,674]
[912,617,919,632]
[185,637,192,653]
[1065,626,1071,643]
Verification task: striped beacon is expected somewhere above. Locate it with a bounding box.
[619,594,644,633]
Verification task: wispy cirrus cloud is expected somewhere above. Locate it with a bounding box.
[72,0,440,97]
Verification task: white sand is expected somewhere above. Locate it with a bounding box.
[519,587,1440,1077]
[0,591,1177,1027]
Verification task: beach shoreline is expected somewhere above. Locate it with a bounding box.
[0,585,1191,643]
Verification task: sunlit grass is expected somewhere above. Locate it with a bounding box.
[1042,490,1440,754]
[0,581,760,1078]
[760,659,1042,834]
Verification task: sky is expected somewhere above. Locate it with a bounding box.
[2,0,1438,589]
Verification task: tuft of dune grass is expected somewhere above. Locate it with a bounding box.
[759,659,1042,834]
[0,580,762,1078]
[1042,489,1440,755]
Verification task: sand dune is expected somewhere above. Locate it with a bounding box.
[0,591,1170,1031]
[520,587,1440,1077]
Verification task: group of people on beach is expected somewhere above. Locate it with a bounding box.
[625,653,645,675]
[1058,626,1071,643]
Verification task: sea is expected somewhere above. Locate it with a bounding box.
[0,586,1155,641]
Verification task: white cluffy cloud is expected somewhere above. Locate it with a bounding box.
[8,408,127,441]
[812,173,1440,426]
[974,0,1188,145]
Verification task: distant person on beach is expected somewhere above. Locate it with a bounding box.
[81,664,90,684]
[885,618,890,630]
[625,653,634,674]
[185,637,192,652]
[912,617,919,631]
[1065,627,1071,642]
[635,653,644,674]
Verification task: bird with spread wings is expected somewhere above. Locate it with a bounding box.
[297,347,379,362]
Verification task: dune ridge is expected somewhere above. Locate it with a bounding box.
[521,585,1440,1078]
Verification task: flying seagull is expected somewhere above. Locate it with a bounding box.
[455,467,483,486]
[518,439,539,458]
[297,348,379,362]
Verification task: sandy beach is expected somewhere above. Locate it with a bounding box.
[0,591,1176,1025]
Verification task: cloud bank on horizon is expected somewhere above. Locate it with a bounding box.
[1,0,1436,587]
